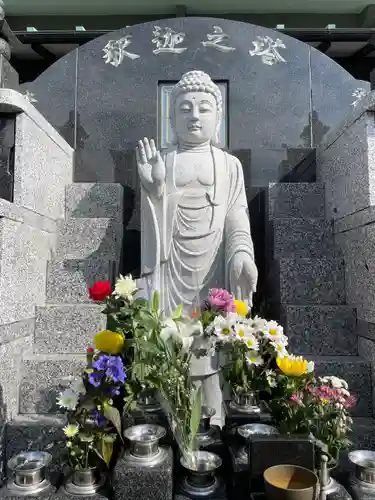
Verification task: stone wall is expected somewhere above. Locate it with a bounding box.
[316,92,375,414]
[0,89,74,420]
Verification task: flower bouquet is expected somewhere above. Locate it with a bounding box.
[60,275,203,468]
[195,288,288,407]
[269,359,355,465]
[308,375,356,464]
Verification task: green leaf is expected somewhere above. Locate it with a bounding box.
[101,436,114,466]
[172,303,184,320]
[189,387,202,441]
[136,339,160,355]
[152,291,160,314]
[102,403,123,442]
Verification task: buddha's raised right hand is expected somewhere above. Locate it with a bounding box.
[136,138,166,191]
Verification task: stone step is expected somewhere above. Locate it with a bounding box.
[282,305,357,356]
[34,304,106,354]
[268,182,325,220]
[53,218,122,261]
[46,258,115,304]
[310,356,372,417]
[272,218,335,258]
[275,257,346,305]
[65,183,123,219]
[19,354,86,415]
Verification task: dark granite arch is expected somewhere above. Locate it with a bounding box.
[23,17,369,185]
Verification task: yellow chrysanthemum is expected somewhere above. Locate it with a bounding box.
[94,330,124,355]
[234,300,248,317]
[276,355,309,377]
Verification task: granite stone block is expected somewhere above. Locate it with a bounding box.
[0,336,32,420]
[336,226,375,321]
[0,423,5,486]
[316,112,373,221]
[5,422,65,471]
[0,198,57,234]
[20,51,78,149]
[14,113,73,220]
[46,259,115,304]
[312,356,372,417]
[65,183,123,220]
[358,337,375,417]
[34,304,106,354]
[113,446,173,500]
[19,355,86,414]
[278,257,346,305]
[0,319,34,346]
[268,183,325,220]
[0,218,54,325]
[349,417,375,450]
[282,305,358,355]
[54,218,122,262]
[272,218,334,258]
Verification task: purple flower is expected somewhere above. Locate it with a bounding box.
[208,288,236,313]
[91,355,126,384]
[88,371,103,388]
[104,386,121,396]
[92,409,107,427]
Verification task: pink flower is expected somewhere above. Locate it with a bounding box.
[208,288,236,313]
[289,393,303,405]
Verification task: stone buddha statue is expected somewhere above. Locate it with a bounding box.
[136,71,257,424]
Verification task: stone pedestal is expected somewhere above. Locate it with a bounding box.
[174,478,227,500]
[113,446,173,500]
[224,401,272,430]
[197,426,225,458]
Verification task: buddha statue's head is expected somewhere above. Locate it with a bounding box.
[169,71,222,146]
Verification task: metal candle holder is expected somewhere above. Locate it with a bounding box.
[136,388,162,412]
[64,467,106,496]
[230,391,261,414]
[349,451,375,486]
[6,451,53,496]
[196,406,216,445]
[236,423,279,464]
[180,451,222,497]
[123,424,168,466]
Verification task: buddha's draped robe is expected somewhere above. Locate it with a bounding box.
[141,145,255,315]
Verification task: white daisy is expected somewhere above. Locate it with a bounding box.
[57,389,79,410]
[250,316,268,331]
[246,351,264,366]
[271,340,288,358]
[264,320,284,341]
[212,315,235,341]
[307,361,315,373]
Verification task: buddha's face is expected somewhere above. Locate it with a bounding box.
[174,91,218,144]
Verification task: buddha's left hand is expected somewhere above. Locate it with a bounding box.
[229,251,258,302]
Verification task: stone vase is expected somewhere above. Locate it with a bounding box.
[72,467,99,487]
